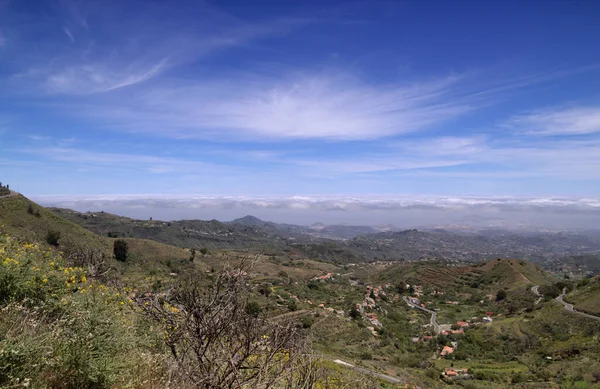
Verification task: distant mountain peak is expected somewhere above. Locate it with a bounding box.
[231,215,266,226]
[311,222,326,230]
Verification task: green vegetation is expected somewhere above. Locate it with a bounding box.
[0,183,10,196]
[566,275,600,315]
[3,193,600,388]
[113,239,128,262]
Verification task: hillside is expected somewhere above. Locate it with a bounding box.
[49,207,600,267]
[566,276,600,315]
[49,207,363,263]
[345,229,600,263]
[0,194,107,250]
[0,195,195,285]
[5,193,600,388]
[370,258,557,293]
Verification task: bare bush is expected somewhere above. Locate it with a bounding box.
[141,257,312,388]
[60,236,111,279]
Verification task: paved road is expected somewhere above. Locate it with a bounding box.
[531,285,543,305]
[555,288,600,321]
[403,296,441,334]
[534,285,600,322]
[332,359,412,386]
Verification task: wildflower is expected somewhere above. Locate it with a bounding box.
[42,278,48,283]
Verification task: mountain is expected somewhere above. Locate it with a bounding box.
[230,215,269,226]
[46,207,600,267]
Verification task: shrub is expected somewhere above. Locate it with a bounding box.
[287,300,298,312]
[113,239,128,262]
[246,301,261,317]
[46,230,61,246]
[141,262,310,388]
[496,289,507,301]
[300,315,314,328]
[349,306,361,320]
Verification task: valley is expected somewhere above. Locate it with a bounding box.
[2,192,600,388]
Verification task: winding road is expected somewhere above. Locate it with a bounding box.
[403,296,441,334]
[532,285,600,322]
[531,285,543,305]
[332,360,406,385]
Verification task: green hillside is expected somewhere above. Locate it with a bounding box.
[0,194,196,285]
[0,194,107,250]
[567,276,600,315]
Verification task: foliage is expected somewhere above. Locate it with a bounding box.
[140,260,311,388]
[0,234,157,388]
[46,229,61,246]
[496,289,507,301]
[113,239,128,262]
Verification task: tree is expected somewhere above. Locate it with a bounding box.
[496,289,507,301]
[141,260,310,388]
[349,306,361,320]
[27,203,35,215]
[113,239,128,262]
[396,282,405,294]
[189,248,196,262]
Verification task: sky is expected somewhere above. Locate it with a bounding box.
[1,0,600,225]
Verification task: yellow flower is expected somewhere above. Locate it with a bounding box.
[81,275,87,283]
[42,278,48,283]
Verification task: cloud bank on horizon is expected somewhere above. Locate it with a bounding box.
[33,194,600,229]
[1,0,600,201]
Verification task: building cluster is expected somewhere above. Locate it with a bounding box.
[443,368,470,379]
[312,272,335,282]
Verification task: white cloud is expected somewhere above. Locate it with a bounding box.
[8,2,312,95]
[62,26,75,43]
[508,106,600,135]
[17,146,239,175]
[70,73,481,140]
[45,58,170,94]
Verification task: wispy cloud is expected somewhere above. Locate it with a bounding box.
[7,1,312,95]
[78,73,475,140]
[507,106,600,135]
[17,146,238,175]
[62,26,75,43]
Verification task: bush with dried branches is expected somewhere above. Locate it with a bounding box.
[141,257,316,388]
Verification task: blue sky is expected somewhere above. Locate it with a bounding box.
[2,0,600,198]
